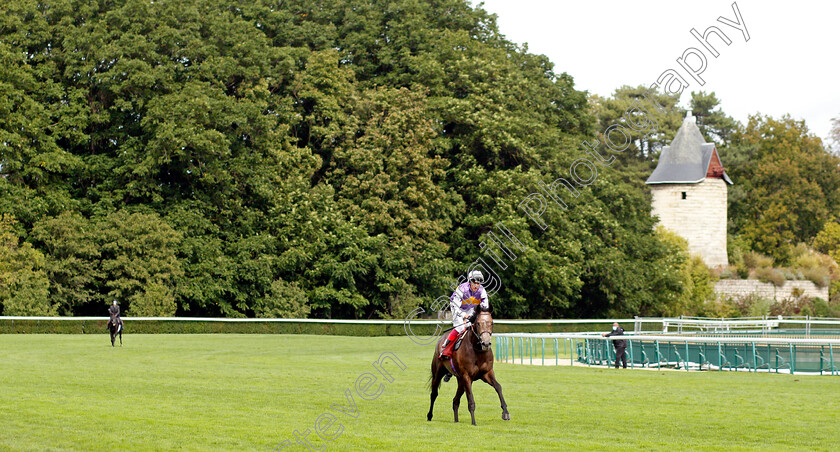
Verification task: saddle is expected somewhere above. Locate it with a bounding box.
[439,329,467,353]
[453,330,466,352]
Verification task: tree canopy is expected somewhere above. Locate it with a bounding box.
[1,0,837,319]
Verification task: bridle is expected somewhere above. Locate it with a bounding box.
[470,312,493,352]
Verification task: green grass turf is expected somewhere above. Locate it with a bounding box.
[1,334,838,451]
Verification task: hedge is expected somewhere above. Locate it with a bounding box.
[0,319,629,336]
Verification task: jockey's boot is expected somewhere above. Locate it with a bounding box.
[443,372,452,382]
[439,339,451,359]
[440,338,456,359]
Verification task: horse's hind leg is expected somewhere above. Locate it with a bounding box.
[482,370,510,421]
[428,359,446,421]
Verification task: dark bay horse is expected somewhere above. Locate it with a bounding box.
[428,307,510,425]
[109,315,122,347]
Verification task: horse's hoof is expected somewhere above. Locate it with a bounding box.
[502,413,511,421]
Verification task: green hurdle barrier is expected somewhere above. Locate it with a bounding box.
[753,343,769,371]
[672,344,684,370]
[495,332,840,375]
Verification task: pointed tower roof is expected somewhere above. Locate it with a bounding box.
[646,111,733,185]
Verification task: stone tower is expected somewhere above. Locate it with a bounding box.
[646,111,732,268]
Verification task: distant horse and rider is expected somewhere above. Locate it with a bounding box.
[428,271,510,425]
[107,299,123,347]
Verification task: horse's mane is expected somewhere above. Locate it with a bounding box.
[467,305,492,325]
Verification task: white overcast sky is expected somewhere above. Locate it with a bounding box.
[474,0,839,144]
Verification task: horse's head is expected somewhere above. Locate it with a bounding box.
[473,307,493,351]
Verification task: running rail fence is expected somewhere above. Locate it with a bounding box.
[0,316,655,335]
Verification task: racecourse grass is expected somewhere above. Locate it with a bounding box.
[1,334,838,451]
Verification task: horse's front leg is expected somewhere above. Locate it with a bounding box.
[452,380,465,423]
[482,370,510,420]
[463,377,477,426]
[119,330,122,346]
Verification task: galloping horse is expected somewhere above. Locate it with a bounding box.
[428,306,510,425]
[108,314,122,347]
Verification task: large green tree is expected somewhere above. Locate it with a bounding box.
[0,0,696,318]
[723,115,840,262]
[689,91,739,147]
[0,215,54,316]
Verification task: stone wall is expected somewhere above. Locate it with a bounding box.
[650,178,728,268]
[714,279,829,301]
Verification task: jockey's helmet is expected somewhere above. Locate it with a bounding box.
[468,270,484,285]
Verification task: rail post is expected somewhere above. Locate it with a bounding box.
[654,340,662,369]
[790,343,795,374]
[514,337,518,364]
[540,337,545,366]
[528,337,533,364]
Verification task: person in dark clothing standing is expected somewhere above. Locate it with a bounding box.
[602,322,627,368]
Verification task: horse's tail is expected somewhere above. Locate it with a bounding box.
[428,343,443,392]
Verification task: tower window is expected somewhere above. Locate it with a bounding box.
[681,192,687,200]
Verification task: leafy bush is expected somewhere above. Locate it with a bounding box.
[770,297,840,317]
[254,279,311,318]
[694,297,740,318]
[832,280,840,304]
[727,234,750,268]
[0,215,56,316]
[732,293,774,316]
[813,221,840,262]
[755,267,786,286]
[800,267,829,288]
[130,282,177,317]
[805,298,840,317]
[743,251,774,269]
[770,298,801,316]
[792,243,820,268]
[655,227,717,316]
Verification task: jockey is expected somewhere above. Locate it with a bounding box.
[108,300,122,329]
[440,270,490,360]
